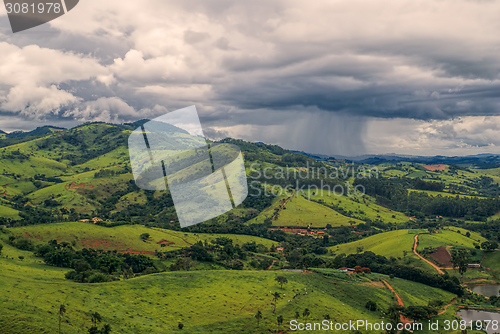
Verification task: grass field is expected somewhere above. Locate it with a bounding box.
[327,229,484,273]
[271,195,365,228]
[306,191,410,224]
[27,173,134,213]
[328,229,415,258]
[247,192,365,228]
[416,229,486,253]
[482,251,500,270]
[380,164,491,196]
[2,222,279,253]
[0,238,464,334]
[408,189,483,199]
[0,204,20,219]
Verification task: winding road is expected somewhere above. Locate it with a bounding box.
[413,234,445,275]
[381,280,411,324]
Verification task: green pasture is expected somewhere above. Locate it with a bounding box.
[306,191,409,224]
[329,229,415,258]
[416,229,486,253]
[2,222,278,253]
[0,238,462,334]
[482,251,500,270]
[271,194,364,228]
[0,204,20,219]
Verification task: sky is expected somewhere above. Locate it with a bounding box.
[1,0,500,157]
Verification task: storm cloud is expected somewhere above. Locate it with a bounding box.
[1,0,500,155]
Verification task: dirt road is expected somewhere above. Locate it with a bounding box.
[382,280,411,324]
[413,234,445,275]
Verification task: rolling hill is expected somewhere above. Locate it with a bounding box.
[329,229,418,259]
[1,222,279,253]
[0,237,459,334]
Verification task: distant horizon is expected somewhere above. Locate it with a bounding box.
[3,120,500,159]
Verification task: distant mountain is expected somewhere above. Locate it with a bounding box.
[6,125,66,138]
[294,150,500,168]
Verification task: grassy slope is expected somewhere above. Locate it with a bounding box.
[408,189,484,199]
[328,229,416,258]
[381,164,487,195]
[416,229,486,252]
[0,204,20,219]
[246,192,365,228]
[27,173,134,213]
[2,222,278,253]
[307,191,409,224]
[482,251,500,270]
[0,239,462,334]
[273,195,364,228]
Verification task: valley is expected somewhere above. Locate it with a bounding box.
[1,123,500,333]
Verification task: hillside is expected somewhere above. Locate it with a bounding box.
[2,222,278,253]
[247,193,365,228]
[0,238,459,334]
[329,229,418,259]
[305,190,410,225]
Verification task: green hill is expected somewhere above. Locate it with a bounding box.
[329,229,417,258]
[305,190,410,224]
[2,222,278,253]
[0,238,458,334]
[247,193,364,228]
[416,228,486,252]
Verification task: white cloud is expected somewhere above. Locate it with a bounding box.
[64,97,145,122]
[0,42,107,118]
[4,0,500,155]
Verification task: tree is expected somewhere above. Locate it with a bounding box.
[385,305,402,334]
[302,308,310,319]
[101,324,111,334]
[365,300,377,311]
[58,304,66,334]
[0,243,3,255]
[450,248,471,278]
[387,305,402,323]
[271,292,281,313]
[90,311,102,327]
[255,310,262,326]
[275,276,288,289]
[277,315,283,333]
[481,241,499,252]
[178,322,184,330]
[402,306,436,321]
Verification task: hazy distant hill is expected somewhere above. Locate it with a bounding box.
[5,125,66,138]
[296,150,500,168]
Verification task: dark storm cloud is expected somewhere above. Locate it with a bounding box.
[2,0,500,155]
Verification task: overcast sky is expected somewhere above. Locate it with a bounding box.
[1,0,500,156]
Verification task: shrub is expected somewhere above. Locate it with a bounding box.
[88,273,110,283]
[365,300,377,311]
